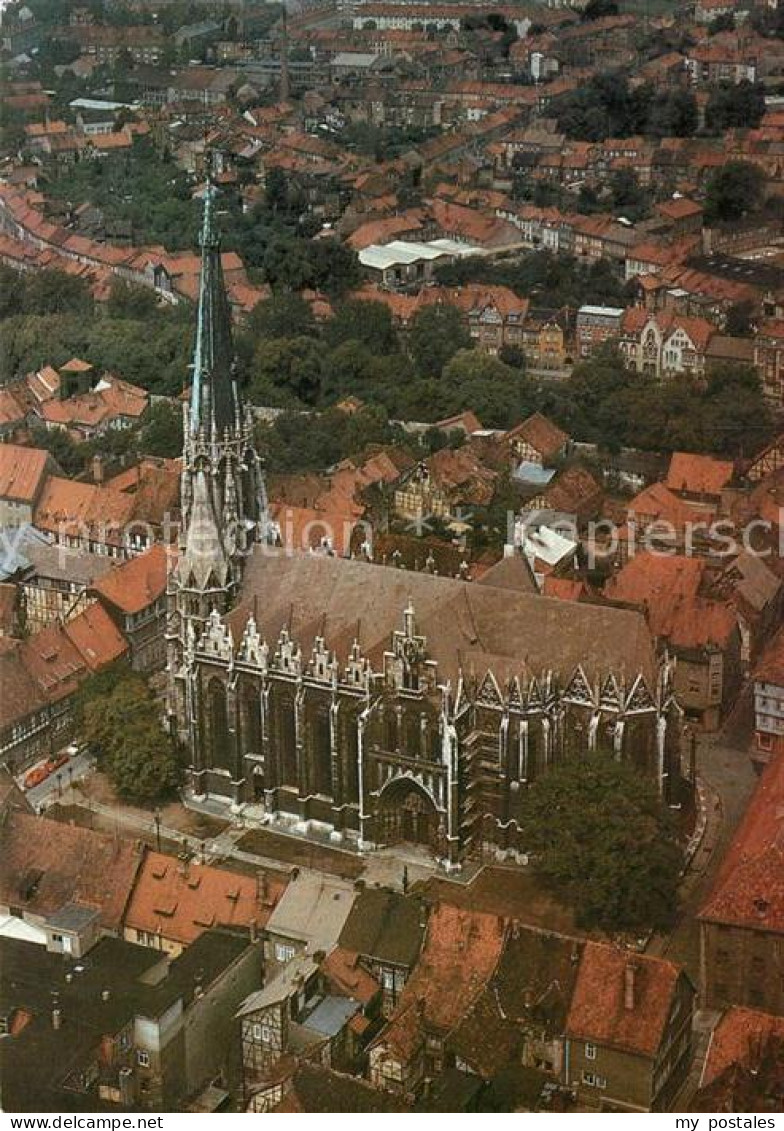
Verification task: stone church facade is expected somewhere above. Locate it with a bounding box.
[167,193,683,871]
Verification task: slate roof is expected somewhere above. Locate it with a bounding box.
[232,548,658,687]
[338,888,427,969]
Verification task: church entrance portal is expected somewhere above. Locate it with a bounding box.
[376,777,439,848]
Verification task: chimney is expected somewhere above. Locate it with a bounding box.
[101,989,111,1002]
[257,871,269,905]
[624,962,636,1011]
[51,993,62,1030]
[92,453,104,484]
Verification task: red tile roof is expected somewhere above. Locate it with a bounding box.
[605,553,737,650]
[381,902,505,1050]
[124,850,287,947]
[34,476,136,545]
[505,412,569,461]
[0,444,50,503]
[566,943,682,1058]
[666,452,735,497]
[0,811,142,932]
[322,947,380,1005]
[699,754,784,935]
[92,543,169,616]
[702,1007,784,1090]
[754,626,784,688]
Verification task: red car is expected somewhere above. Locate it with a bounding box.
[23,752,70,791]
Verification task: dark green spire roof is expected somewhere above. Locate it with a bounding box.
[189,184,242,436]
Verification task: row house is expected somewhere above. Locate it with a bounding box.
[0,521,115,633]
[575,305,624,358]
[0,927,261,1112]
[573,216,638,272]
[90,544,170,673]
[0,443,56,528]
[750,626,784,769]
[605,552,742,730]
[66,23,167,65]
[699,754,784,1015]
[122,848,286,957]
[754,319,784,407]
[619,308,716,380]
[686,40,758,84]
[368,903,694,1112]
[0,601,127,773]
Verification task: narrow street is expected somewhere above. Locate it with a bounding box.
[658,690,757,980]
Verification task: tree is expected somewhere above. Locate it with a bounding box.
[107,279,160,320]
[248,292,317,341]
[583,0,619,19]
[704,160,766,223]
[409,303,472,377]
[701,364,773,457]
[441,350,533,428]
[324,299,398,354]
[28,423,85,476]
[520,754,683,934]
[22,269,93,317]
[250,336,323,405]
[705,80,766,132]
[709,12,735,33]
[78,668,184,806]
[140,400,184,458]
[724,300,755,337]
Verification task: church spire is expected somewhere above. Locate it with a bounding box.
[190,183,242,438]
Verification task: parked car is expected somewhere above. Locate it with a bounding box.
[23,752,70,791]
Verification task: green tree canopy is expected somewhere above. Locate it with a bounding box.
[521,754,683,934]
[139,400,184,458]
[248,292,317,341]
[250,335,324,406]
[324,299,398,354]
[77,668,184,806]
[704,160,766,223]
[409,303,472,377]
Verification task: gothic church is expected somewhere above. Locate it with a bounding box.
[167,192,683,870]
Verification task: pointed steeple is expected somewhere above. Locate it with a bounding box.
[189,183,242,438]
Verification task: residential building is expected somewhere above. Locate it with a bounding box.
[750,626,784,770]
[692,1007,784,1111]
[0,929,262,1111]
[123,849,287,956]
[576,305,624,358]
[604,553,742,730]
[337,888,428,1017]
[565,944,695,1112]
[263,872,357,975]
[0,601,127,772]
[503,412,570,470]
[699,753,784,1015]
[91,544,169,672]
[0,810,143,945]
[0,444,57,527]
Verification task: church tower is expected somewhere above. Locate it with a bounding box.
[166,184,267,746]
